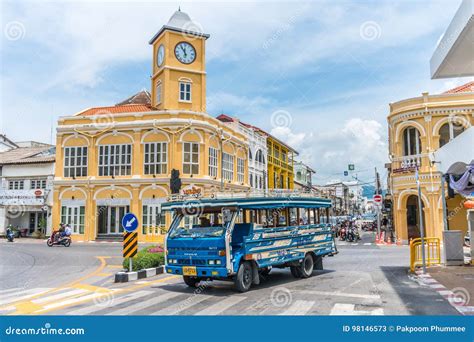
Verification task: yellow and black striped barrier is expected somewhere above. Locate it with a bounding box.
[123,232,138,258]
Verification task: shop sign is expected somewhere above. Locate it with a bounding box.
[0,190,46,206]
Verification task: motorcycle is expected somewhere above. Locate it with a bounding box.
[47,231,71,247]
[338,227,346,241]
[5,228,14,242]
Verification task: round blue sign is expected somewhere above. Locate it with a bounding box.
[122,213,139,233]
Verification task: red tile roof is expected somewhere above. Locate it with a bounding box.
[216,114,298,154]
[443,81,474,94]
[76,104,153,116]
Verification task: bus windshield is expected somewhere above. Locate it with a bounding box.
[169,214,227,238]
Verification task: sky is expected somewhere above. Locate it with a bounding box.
[1,0,472,187]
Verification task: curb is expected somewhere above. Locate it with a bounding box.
[115,266,164,283]
[414,269,474,315]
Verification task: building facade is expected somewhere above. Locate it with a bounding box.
[0,142,55,235]
[267,136,297,189]
[293,161,315,191]
[387,84,474,243]
[217,114,268,191]
[52,10,249,243]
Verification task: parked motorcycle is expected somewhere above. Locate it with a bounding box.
[5,227,14,242]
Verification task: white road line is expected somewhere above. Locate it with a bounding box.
[364,243,372,245]
[152,294,213,315]
[300,290,380,301]
[330,303,357,315]
[39,293,103,312]
[196,296,246,315]
[280,300,314,315]
[33,289,88,304]
[0,288,21,296]
[66,291,153,315]
[330,303,384,315]
[110,292,182,316]
[0,288,51,306]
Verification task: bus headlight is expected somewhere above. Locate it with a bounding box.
[215,260,222,265]
[208,260,215,265]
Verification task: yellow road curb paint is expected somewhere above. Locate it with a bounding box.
[97,272,113,277]
[27,275,179,315]
[13,301,43,315]
[107,265,124,269]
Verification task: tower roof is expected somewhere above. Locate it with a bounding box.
[149,9,210,45]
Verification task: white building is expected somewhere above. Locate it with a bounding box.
[0,142,55,235]
[294,161,315,191]
[217,114,268,191]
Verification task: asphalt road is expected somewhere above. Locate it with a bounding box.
[0,233,460,316]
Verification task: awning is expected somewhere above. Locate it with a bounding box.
[431,127,474,174]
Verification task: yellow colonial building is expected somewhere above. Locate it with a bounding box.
[52,10,249,242]
[267,136,297,190]
[387,82,474,243]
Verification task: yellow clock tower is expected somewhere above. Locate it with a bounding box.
[149,9,209,112]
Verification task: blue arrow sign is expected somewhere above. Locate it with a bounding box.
[122,213,139,233]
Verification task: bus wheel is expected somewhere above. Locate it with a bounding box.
[298,254,314,278]
[183,276,200,288]
[234,261,252,292]
[290,266,302,278]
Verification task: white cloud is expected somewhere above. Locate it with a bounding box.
[270,118,387,183]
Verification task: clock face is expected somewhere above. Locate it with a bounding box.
[157,44,165,67]
[174,42,196,64]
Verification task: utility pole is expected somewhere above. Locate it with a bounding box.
[375,167,381,238]
[415,167,427,274]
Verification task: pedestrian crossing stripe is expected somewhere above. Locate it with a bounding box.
[123,232,138,258]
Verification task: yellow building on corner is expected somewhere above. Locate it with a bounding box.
[387,82,474,243]
[52,10,249,243]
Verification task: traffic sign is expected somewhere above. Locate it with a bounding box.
[373,194,383,204]
[343,171,349,176]
[122,213,138,233]
[348,164,355,171]
[123,232,138,258]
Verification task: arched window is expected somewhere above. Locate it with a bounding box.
[249,150,253,161]
[403,127,421,156]
[439,121,465,148]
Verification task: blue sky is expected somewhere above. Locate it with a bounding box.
[1,0,472,185]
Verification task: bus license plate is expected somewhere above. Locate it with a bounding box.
[183,266,197,276]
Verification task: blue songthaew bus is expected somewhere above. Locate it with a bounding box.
[162,194,337,292]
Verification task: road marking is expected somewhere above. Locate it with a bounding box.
[66,290,153,315]
[300,290,380,301]
[109,292,182,315]
[32,289,88,304]
[39,293,104,312]
[330,303,384,315]
[152,294,213,315]
[280,300,314,315]
[196,296,246,315]
[364,243,372,245]
[0,288,22,296]
[0,288,51,306]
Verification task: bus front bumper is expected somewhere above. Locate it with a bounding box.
[166,265,228,278]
